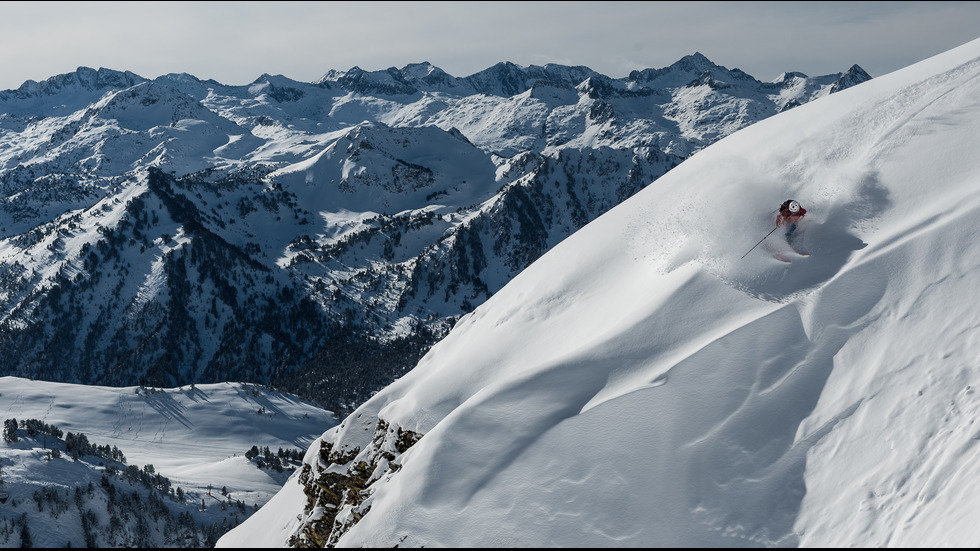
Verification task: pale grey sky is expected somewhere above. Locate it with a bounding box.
[1,1,979,90]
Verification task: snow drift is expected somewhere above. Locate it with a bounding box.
[219,37,980,547]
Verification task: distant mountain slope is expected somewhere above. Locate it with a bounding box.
[218,37,980,548]
[0,55,871,414]
[0,376,335,547]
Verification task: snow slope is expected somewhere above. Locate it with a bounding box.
[219,36,980,548]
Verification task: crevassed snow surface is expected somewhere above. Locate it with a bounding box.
[220,37,980,548]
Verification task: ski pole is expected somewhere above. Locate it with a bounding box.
[741,226,779,259]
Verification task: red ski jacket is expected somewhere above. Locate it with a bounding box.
[776,202,806,227]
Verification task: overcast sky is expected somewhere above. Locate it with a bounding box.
[2,1,979,91]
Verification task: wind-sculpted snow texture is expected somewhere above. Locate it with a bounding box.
[217,38,980,547]
[0,56,868,413]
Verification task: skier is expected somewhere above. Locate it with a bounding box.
[776,199,808,257]
[740,199,810,260]
[776,199,806,238]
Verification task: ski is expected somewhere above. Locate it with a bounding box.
[773,250,809,263]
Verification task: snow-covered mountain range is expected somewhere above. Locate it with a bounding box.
[0,54,869,415]
[216,37,980,547]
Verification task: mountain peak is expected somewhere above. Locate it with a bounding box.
[315,65,418,96]
[773,71,810,83]
[5,66,146,96]
[672,51,718,71]
[830,64,873,93]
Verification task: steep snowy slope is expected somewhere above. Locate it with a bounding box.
[218,36,980,547]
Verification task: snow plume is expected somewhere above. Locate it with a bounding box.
[217,37,980,548]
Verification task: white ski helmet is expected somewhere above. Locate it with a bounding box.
[788,200,800,213]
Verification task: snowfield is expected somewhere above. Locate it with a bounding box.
[0,377,334,547]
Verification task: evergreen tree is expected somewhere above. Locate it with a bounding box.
[18,514,31,548]
[245,445,259,460]
[3,419,17,442]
